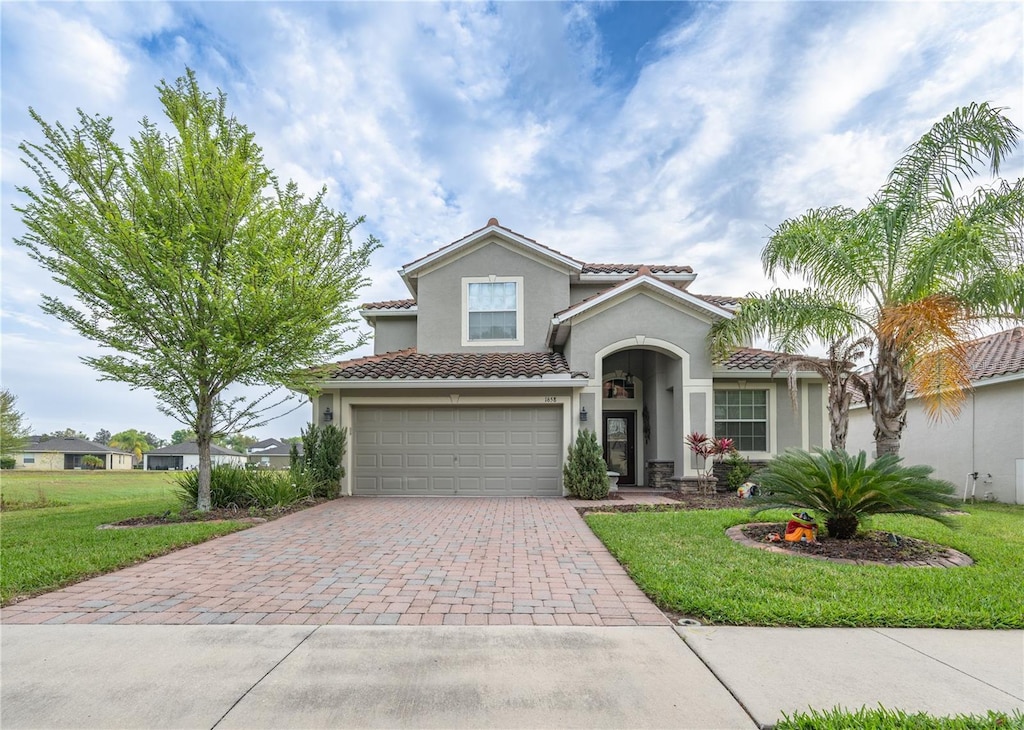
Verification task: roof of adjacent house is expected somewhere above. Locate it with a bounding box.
[319,348,587,380]
[146,442,245,457]
[247,439,302,457]
[23,438,131,455]
[966,327,1024,380]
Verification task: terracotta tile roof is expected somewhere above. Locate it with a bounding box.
[554,269,731,320]
[851,328,1024,403]
[320,348,587,380]
[720,348,829,371]
[582,263,694,274]
[361,298,416,310]
[966,327,1024,380]
[693,294,742,308]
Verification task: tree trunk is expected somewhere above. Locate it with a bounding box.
[196,403,213,512]
[829,389,852,452]
[871,337,907,458]
[826,514,859,539]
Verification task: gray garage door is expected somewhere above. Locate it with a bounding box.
[353,406,562,496]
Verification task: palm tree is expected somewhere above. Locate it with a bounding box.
[109,429,152,465]
[773,336,872,451]
[710,102,1024,457]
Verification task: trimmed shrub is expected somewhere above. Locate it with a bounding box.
[724,451,756,490]
[246,470,313,509]
[563,429,609,500]
[0,456,16,470]
[299,423,347,498]
[752,448,959,539]
[175,464,251,510]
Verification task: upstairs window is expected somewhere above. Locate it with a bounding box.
[463,277,524,345]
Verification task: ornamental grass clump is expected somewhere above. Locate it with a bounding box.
[752,448,959,539]
[563,429,609,500]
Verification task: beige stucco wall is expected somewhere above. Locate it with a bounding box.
[847,378,1024,504]
[414,239,571,354]
[15,451,63,469]
[372,317,418,355]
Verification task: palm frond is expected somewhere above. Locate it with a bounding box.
[882,102,1021,212]
[707,289,865,363]
[878,296,977,421]
[762,207,884,302]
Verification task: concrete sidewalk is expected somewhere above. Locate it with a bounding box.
[2,626,1021,729]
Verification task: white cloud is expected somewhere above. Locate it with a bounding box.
[1,1,1021,440]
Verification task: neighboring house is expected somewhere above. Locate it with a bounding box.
[307,219,830,496]
[245,438,302,469]
[848,327,1024,504]
[143,442,246,471]
[14,437,132,470]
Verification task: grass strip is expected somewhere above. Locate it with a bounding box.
[584,503,1024,628]
[776,705,1024,729]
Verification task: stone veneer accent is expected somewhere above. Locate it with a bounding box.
[646,460,675,490]
[725,524,974,567]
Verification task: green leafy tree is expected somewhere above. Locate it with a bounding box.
[93,428,112,445]
[15,69,377,511]
[224,433,258,453]
[42,428,88,441]
[1,389,32,457]
[170,429,196,445]
[752,449,958,539]
[109,429,156,463]
[710,103,1023,457]
[563,429,609,500]
[81,455,104,470]
[143,432,165,448]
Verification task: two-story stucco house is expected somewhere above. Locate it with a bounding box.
[308,220,830,496]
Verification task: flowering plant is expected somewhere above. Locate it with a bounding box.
[684,433,737,494]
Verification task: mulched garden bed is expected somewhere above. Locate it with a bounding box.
[100,499,331,529]
[737,522,971,565]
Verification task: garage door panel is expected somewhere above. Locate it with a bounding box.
[353,406,562,496]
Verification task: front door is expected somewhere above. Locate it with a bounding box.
[603,411,636,486]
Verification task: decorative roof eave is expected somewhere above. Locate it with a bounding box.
[711,367,825,379]
[306,374,590,390]
[398,221,584,293]
[578,272,696,284]
[360,306,418,324]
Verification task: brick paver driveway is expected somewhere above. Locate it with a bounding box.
[2,498,668,627]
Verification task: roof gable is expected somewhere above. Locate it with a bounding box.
[554,271,732,325]
[399,219,583,293]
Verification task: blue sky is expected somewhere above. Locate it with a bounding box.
[2,1,1022,442]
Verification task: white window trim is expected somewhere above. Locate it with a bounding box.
[712,384,775,459]
[461,275,525,347]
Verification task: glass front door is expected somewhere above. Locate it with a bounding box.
[603,411,636,486]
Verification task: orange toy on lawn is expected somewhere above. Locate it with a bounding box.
[784,512,818,543]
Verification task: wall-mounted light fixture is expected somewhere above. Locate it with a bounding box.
[579,406,588,422]
[323,406,334,422]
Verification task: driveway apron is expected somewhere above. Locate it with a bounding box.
[2,497,668,627]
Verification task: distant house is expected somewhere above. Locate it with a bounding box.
[245,438,301,470]
[143,442,246,471]
[14,437,133,470]
[848,327,1024,504]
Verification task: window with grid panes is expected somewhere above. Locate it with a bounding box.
[467,281,518,341]
[714,390,768,451]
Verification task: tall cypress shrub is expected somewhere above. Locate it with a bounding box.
[563,429,609,500]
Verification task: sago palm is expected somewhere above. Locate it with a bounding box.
[710,102,1024,457]
[751,449,958,539]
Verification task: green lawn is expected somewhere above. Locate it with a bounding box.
[0,471,249,605]
[777,706,1023,730]
[585,503,1024,628]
